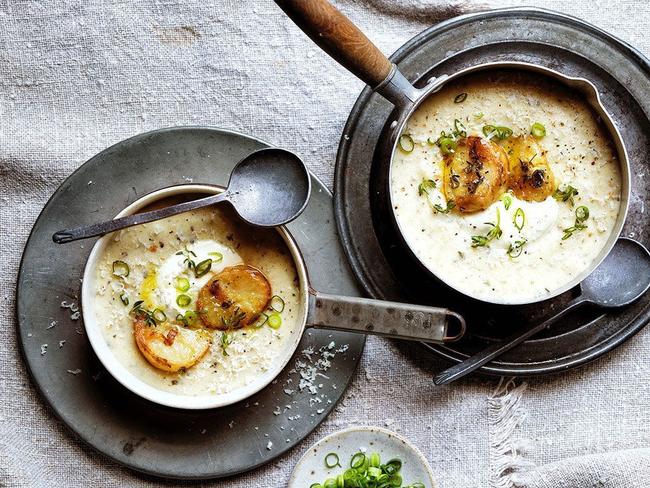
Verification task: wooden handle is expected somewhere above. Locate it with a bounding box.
[276,0,393,88]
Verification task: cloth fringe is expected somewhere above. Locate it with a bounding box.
[488,377,530,488]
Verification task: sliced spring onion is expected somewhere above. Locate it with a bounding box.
[418,179,436,196]
[325,452,341,469]
[454,119,467,138]
[194,258,212,278]
[208,251,223,262]
[501,193,513,210]
[384,459,402,475]
[575,205,589,223]
[398,134,415,153]
[531,122,546,138]
[152,308,167,323]
[252,312,269,328]
[309,484,323,488]
[482,125,513,140]
[438,137,457,155]
[270,295,285,313]
[267,312,282,329]
[513,208,525,231]
[350,452,366,469]
[369,452,381,468]
[323,480,336,488]
[175,276,190,292]
[176,294,191,307]
[553,185,579,206]
[119,293,129,306]
[507,239,527,258]
[454,92,467,103]
[112,260,130,278]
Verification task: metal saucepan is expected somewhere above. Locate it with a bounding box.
[275,0,631,306]
[82,185,465,409]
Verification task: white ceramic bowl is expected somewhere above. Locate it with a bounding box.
[81,184,309,410]
[289,426,437,488]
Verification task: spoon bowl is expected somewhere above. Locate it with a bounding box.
[52,147,311,243]
[227,148,311,226]
[581,237,650,307]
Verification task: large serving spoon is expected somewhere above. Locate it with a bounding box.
[434,238,650,385]
[52,148,311,243]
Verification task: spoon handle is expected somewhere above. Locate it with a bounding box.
[306,292,466,343]
[52,193,228,244]
[433,297,587,385]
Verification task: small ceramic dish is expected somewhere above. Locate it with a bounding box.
[289,426,437,488]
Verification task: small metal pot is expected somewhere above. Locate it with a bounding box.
[276,0,631,306]
[82,185,465,409]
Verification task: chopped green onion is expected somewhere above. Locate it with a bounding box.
[176,294,191,307]
[119,293,129,306]
[475,111,484,119]
[350,452,366,469]
[270,295,285,313]
[208,251,223,262]
[501,193,512,210]
[531,122,546,138]
[454,119,467,138]
[482,125,513,140]
[325,452,341,469]
[369,452,381,468]
[194,258,212,278]
[438,137,457,155]
[309,484,323,488]
[175,276,190,292]
[454,92,467,103]
[513,208,525,231]
[398,134,415,153]
[507,239,527,258]
[177,310,199,327]
[553,184,579,206]
[152,308,167,323]
[323,479,336,488]
[384,459,402,475]
[267,312,282,329]
[418,179,436,196]
[252,312,269,328]
[576,205,589,223]
[112,260,130,278]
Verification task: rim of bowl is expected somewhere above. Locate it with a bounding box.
[387,61,631,306]
[81,184,310,410]
[288,425,437,487]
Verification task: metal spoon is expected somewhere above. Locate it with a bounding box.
[434,238,650,385]
[52,148,311,244]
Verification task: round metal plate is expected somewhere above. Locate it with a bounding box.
[16,127,365,479]
[335,8,650,376]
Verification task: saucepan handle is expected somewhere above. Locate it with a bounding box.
[306,291,466,343]
[274,0,420,108]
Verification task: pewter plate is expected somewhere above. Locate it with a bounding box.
[16,127,365,479]
[335,8,650,376]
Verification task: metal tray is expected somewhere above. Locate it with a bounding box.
[16,127,365,479]
[334,7,650,376]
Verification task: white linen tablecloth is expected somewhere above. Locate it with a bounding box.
[1,1,649,487]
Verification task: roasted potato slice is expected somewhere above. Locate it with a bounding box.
[134,319,211,372]
[196,264,272,330]
[442,136,509,213]
[504,135,555,201]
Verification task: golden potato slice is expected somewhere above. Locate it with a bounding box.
[443,136,509,213]
[504,135,555,201]
[134,319,211,373]
[196,264,272,330]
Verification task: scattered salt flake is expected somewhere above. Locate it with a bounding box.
[70,311,80,321]
[266,441,273,450]
[66,369,82,375]
[286,439,290,443]
[316,409,324,414]
[228,421,234,429]
[384,419,395,427]
[58,340,66,348]
[40,344,47,356]
[47,320,58,329]
[273,406,281,416]
[327,341,335,349]
[201,429,207,434]
[284,388,294,395]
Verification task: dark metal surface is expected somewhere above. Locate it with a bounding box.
[334,7,650,376]
[16,127,365,479]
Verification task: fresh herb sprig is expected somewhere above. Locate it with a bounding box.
[220,332,233,356]
[130,300,166,326]
[175,247,212,278]
[471,208,503,247]
[562,206,590,240]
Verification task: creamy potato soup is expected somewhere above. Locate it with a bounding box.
[93,201,301,396]
[391,71,622,303]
